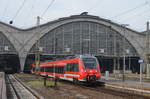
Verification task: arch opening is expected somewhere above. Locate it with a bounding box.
[0,32,20,73]
[0,54,20,73]
[25,21,140,73]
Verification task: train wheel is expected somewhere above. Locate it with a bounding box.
[73,78,79,85]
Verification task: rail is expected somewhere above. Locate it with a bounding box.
[0,72,7,99]
[6,74,43,99]
[60,80,150,99]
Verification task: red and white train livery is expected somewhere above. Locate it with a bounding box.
[31,55,101,83]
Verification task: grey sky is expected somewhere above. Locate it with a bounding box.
[0,0,150,32]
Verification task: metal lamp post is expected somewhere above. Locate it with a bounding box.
[35,16,40,71]
[121,24,129,82]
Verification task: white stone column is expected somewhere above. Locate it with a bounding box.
[18,51,27,72]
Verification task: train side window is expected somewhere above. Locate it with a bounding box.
[65,63,79,72]
[33,67,35,71]
[73,63,79,72]
[52,67,54,73]
[54,67,56,73]
[61,67,64,73]
[58,67,60,73]
[52,66,64,74]
[71,63,78,72]
[49,67,52,72]
[64,64,67,72]
[55,67,58,73]
[50,67,52,72]
[45,67,47,72]
[66,63,69,71]
[42,67,45,72]
[48,67,50,72]
[40,67,42,72]
[66,63,71,72]
[47,67,50,72]
[70,63,74,72]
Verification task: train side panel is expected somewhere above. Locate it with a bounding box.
[31,56,101,83]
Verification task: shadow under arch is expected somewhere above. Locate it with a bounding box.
[0,31,20,73]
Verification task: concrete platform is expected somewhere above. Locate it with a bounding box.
[100,76,150,92]
[0,72,7,99]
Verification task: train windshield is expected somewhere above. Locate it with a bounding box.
[82,58,97,69]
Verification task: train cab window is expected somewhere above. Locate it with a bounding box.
[82,58,97,69]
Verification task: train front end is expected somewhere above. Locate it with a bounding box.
[80,55,101,82]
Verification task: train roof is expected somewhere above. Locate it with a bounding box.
[31,55,97,66]
[78,55,96,59]
[55,55,96,60]
[40,55,96,63]
[42,55,95,62]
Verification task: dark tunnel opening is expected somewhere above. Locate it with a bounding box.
[0,54,20,74]
[24,54,54,73]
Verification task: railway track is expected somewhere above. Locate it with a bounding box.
[60,81,150,99]
[10,74,150,99]
[6,74,43,99]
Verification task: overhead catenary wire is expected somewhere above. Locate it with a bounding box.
[120,9,150,23]
[125,15,150,25]
[10,0,27,24]
[23,0,37,26]
[41,0,55,18]
[123,5,150,23]
[24,0,54,30]
[26,0,37,18]
[111,1,149,19]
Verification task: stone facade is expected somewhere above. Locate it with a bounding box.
[0,14,145,71]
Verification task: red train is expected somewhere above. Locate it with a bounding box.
[31,55,101,83]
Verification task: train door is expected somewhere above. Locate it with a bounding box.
[64,63,79,80]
